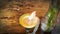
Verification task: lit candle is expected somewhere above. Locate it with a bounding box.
[19,11,40,28]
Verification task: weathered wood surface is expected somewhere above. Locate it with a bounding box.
[0,0,51,34]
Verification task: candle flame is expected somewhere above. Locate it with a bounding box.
[29,11,36,20]
[19,11,40,28]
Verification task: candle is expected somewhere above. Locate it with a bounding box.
[19,11,40,28]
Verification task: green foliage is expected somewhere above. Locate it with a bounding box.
[45,7,58,32]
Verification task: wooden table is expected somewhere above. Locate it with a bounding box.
[0,0,50,34]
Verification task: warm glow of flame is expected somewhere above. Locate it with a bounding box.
[29,11,36,20]
[19,11,40,28]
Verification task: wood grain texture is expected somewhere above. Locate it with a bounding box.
[0,0,50,34]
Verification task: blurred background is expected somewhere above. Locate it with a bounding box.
[0,0,60,34]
